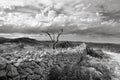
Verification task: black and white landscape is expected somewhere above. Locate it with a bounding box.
[0,0,120,80]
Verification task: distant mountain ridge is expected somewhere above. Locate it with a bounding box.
[0,37,11,43]
[0,37,120,52]
[0,37,40,44]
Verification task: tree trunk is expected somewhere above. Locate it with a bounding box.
[52,41,58,49]
[42,29,63,49]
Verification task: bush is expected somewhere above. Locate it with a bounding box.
[47,56,112,80]
[86,46,109,59]
[56,41,74,48]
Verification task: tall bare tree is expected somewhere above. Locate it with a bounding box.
[42,29,63,49]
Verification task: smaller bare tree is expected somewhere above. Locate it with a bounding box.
[42,29,63,49]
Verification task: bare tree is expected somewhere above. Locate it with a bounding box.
[42,29,63,49]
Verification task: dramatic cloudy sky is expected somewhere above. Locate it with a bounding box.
[0,0,120,43]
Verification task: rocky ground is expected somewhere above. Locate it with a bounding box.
[0,43,119,80]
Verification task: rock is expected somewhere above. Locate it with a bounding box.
[14,62,20,67]
[17,59,23,63]
[0,70,6,77]
[19,62,34,69]
[17,67,28,78]
[6,64,12,71]
[34,74,41,79]
[27,74,35,80]
[30,61,39,68]
[12,76,20,80]
[6,65,19,77]
[34,63,41,68]
[25,68,33,74]
[33,68,42,74]
[19,62,29,68]
[20,61,40,69]
[75,43,87,51]
[0,57,8,70]
[87,67,103,80]
[19,72,29,79]
[0,63,6,70]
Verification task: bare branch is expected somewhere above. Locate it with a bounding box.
[42,29,63,49]
[52,32,56,41]
[56,29,63,42]
[42,31,53,41]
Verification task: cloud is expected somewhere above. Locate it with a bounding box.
[0,0,120,35]
[0,10,102,33]
[0,0,24,9]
